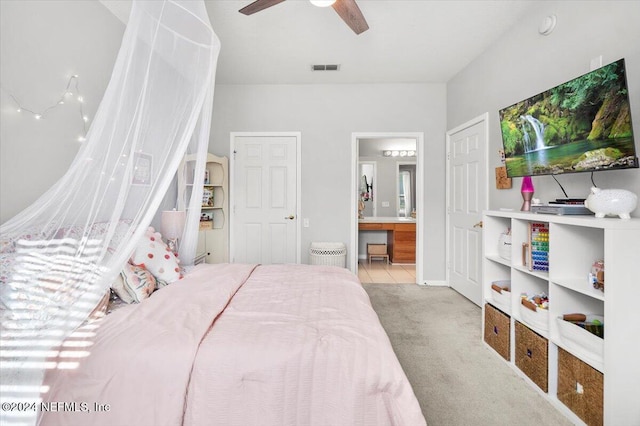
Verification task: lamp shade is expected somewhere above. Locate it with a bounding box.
[161,210,186,240]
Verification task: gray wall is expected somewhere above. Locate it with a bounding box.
[210,84,447,279]
[447,0,640,215]
[0,0,124,223]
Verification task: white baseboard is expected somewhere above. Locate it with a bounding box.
[418,280,448,287]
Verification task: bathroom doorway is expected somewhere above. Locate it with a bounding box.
[350,133,424,284]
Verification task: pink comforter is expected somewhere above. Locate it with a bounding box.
[39,264,425,426]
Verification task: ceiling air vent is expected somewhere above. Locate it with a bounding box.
[311,64,340,71]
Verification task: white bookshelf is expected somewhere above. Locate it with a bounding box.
[178,153,229,264]
[482,210,640,425]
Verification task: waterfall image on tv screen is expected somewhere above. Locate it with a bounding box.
[499,58,638,177]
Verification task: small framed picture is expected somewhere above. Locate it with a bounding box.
[132,152,152,186]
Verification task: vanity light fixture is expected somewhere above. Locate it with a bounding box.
[382,150,416,157]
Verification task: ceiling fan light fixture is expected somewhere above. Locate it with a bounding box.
[240,0,368,34]
[309,0,336,7]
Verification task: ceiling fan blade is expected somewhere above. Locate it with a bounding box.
[332,0,369,34]
[239,0,286,16]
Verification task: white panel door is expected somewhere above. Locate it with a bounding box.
[232,135,298,264]
[447,117,487,306]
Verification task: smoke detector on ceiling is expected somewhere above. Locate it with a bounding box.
[311,64,341,71]
[538,15,557,36]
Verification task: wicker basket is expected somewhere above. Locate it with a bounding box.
[309,242,347,268]
[484,303,510,361]
[557,348,603,426]
[515,321,548,392]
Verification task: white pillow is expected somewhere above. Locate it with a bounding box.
[111,263,157,303]
[111,273,134,304]
[130,227,181,284]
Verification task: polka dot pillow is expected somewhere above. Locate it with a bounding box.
[130,227,181,285]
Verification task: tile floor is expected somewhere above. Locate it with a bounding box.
[357,259,416,284]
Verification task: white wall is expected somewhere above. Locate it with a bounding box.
[447,0,640,216]
[0,0,124,223]
[210,84,447,280]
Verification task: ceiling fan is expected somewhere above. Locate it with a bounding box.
[239,0,369,35]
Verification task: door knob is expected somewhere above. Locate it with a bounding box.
[285,215,295,220]
[473,221,483,228]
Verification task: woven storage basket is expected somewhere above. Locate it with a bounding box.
[484,303,510,361]
[309,242,347,268]
[557,348,603,426]
[515,321,548,392]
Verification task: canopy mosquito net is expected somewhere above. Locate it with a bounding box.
[0,1,220,424]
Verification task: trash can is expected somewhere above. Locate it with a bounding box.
[309,242,347,268]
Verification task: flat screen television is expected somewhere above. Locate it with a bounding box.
[499,58,638,177]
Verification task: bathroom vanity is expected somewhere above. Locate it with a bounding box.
[358,217,416,263]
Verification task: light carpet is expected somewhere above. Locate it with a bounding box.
[363,284,572,426]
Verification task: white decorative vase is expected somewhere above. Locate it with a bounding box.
[584,187,638,219]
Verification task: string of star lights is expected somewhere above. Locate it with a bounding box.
[7,75,90,142]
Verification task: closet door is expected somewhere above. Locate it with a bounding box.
[232,134,299,264]
[447,115,488,306]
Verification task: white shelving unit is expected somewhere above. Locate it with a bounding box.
[482,210,640,425]
[178,153,229,264]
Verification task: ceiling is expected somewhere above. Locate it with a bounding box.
[100,0,540,85]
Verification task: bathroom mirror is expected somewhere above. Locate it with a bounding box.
[359,162,376,217]
[398,164,416,217]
